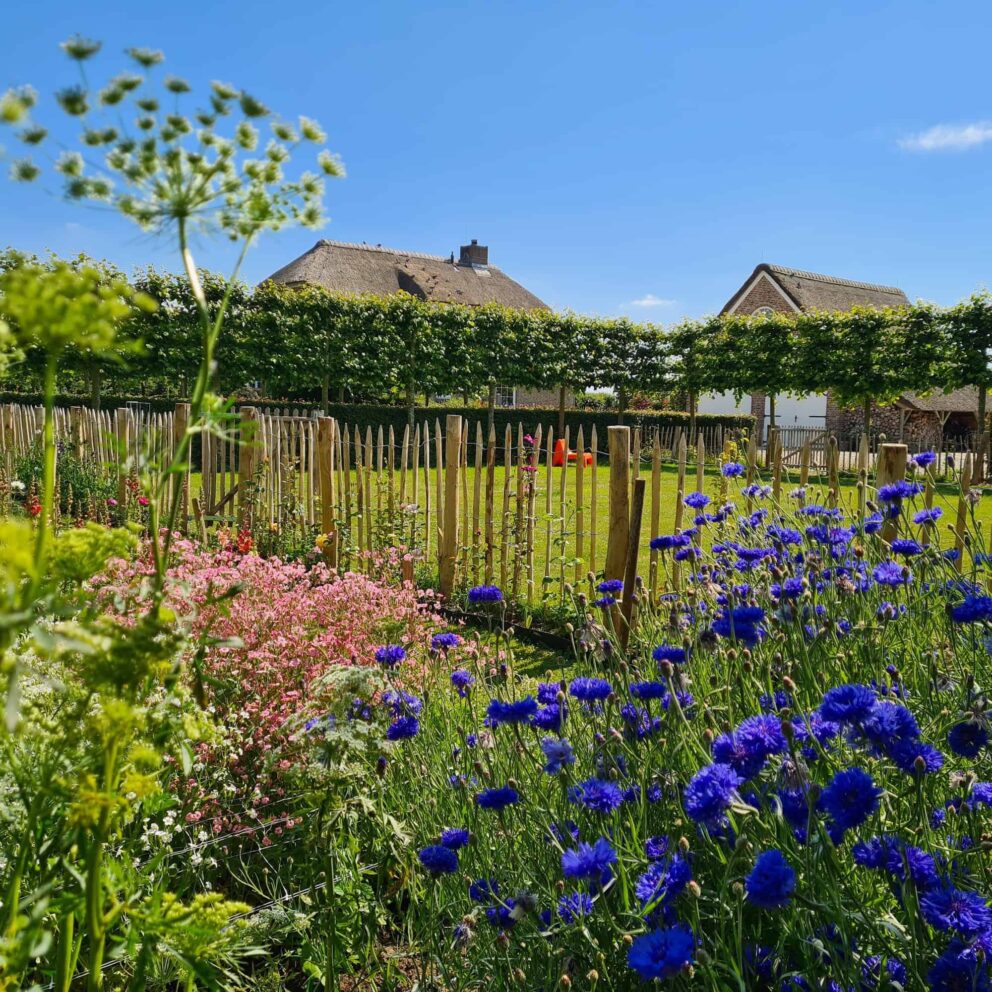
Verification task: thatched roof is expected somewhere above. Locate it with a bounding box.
[722,263,910,314]
[899,387,979,414]
[264,240,548,310]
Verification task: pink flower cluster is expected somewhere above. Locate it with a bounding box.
[95,540,445,832]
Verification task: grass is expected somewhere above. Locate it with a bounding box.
[191,460,992,591]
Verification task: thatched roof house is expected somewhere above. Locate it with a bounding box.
[264,238,556,407]
[265,239,548,310]
[720,263,910,315]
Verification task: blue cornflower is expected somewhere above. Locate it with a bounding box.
[780,576,805,598]
[541,737,575,774]
[862,701,920,750]
[878,480,923,503]
[440,827,470,850]
[872,560,910,586]
[631,680,668,700]
[418,845,458,874]
[475,786,519,811]
[860,956,907,989]
[650,533,692,551]
[890,538,923,556]
[532,702,567,732]
[537,681,563,704]
[950,595,992,623]
[684,491,711,510]
[597,578,623,593]
[594,595,617,608]
[973,783,992,805]
[913,450,937,468]
[432,632,461,652]
[569,676,613,702]
[645,836,670,860]
[569,777,624,814]
[947,720,990,758]
[890,738,945,775]
[684,763,743,827]
[469,878,499,902]
[383,690,422,716]
[745,850,796,909]
[819,767,881,834]
[635,854,692,916]
[913,506,942,525]
[926,941,991,992]
[375,644,406,667]
[450,669,475,697]
[722,461,745,478]
[820,684,877,724]
[386,715,419,740]
[467,584,503,604]
[653,644,689,665]
[920,883,992,935]
[627,924,695,981]
[863,512,884,534]
[486,696,538,725]
[558,891,594,924]
[561,836,617,883]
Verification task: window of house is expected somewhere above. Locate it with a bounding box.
[753,306,775,317]
[494,385,516,408]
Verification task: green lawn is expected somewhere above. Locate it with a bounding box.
[192,459,992,592]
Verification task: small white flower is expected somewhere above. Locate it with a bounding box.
[10,480,25,492]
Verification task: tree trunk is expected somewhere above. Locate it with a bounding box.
[89,366,101,411]
[407,377,416,429]
[487,383,497,434]
[768,394,776,431]
[617,386,628,426]
[863,397,872,439]
[321,373,329,409]
[558,385,567,435]
[688,391,697,442]
[337,385,345,403]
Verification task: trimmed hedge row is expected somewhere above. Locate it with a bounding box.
[1,392,751,438]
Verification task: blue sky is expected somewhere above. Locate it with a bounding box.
[2,0,992,321]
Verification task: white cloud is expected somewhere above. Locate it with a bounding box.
[899,121,992,152]
[624,293,676,308]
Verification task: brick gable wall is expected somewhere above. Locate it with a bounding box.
[728,274,797,440]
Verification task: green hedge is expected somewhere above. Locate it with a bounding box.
[0,391,180,414]
[255,402,752,445]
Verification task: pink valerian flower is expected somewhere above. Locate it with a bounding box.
[137,496,150,507]
[92,539,455,825]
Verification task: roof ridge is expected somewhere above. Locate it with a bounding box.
[765,263,905,296]
[314,239,454,264]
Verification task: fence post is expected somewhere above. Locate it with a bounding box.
[619,478,645,649]
[954,452,973,572]
[876,443,908,543]
[114,407,133,511]
[172,402,190,531]
[604,426,631,584]
[70,406,85,461]
[317,416,338,567]
[238,406,259,530]
[439,414,462,600]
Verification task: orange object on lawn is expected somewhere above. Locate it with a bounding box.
[553,438,593,467]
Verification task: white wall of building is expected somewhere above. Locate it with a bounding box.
[698,392,828,436]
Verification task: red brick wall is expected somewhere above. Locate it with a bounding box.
[732,275,795,317]
[730,274,796,439]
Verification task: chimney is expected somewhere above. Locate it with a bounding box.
[458,239,488,267]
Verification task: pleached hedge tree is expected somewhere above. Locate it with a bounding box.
[4,250,992,432]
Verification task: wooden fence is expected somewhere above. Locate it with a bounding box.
[1,401,982,608]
